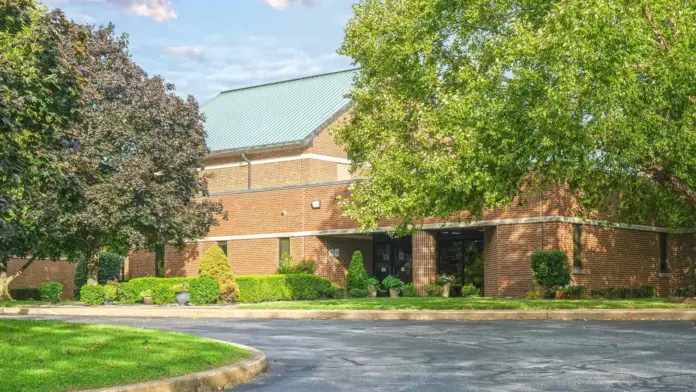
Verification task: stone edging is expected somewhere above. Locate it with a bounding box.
[80,340,267,392]
[3,305,696,321]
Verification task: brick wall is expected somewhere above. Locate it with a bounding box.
[8,259,77,299]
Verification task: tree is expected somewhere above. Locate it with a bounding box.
[530,250,571,291]
[346,251,368,292]
[336,1,696,231]
[61,25,224,284]
[198,245,239,302]
[0,1,84,299]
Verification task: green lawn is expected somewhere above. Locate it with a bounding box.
[236,297,696,310]
[0,319,250,392]
[0,300,47,307]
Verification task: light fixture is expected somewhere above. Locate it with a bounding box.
[311,200,321,209]
[281,210,287,216]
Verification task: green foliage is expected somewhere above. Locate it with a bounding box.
[461,284,481,298]
[9,288,41,301]
[39,282,63,303]
[126,277,193,298]
[674,287,696,297]
[117,282,139,304]
[402,283,418,297]
[561,285,588,298]
[80,285,105,306]
[277,253,317,274]
[348,288,369,298]
[236,275,335,303]
[367,277,380,287]
[381,275,404,290]
[336,0,696,232]
[103,284,118,302]
[152,285,175,306]
[425,284,443,297]
[189,277,220,305]
[328,284,346,299]
[346,251,369,292]
[530,250,571,289]
[526,290,542,300]
[199,246,239,302]
[73,252,123,298]
[591,286,656,299]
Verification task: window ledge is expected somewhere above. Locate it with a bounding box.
[660,272,671,278]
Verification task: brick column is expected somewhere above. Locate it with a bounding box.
[412,230,437,295]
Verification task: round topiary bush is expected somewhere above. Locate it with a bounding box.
[346,251,368,292]
[402,283,418,297]
[530,250,571,290]
[189,277,220,305]
[199,245,239,302]
[40,281,63,303]
[80,285,105,306]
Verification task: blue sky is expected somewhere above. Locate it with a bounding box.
[43,0,356,104]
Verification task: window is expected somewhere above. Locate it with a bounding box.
[660,232,669,275]
[155,245,165,277]
[217,241,228,257]
[573,224,583,273]
[279,238,290,260]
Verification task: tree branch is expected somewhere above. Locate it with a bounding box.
[11,255,38,279]
[643,4,672,52]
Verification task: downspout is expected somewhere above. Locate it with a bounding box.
[242,152,252,190]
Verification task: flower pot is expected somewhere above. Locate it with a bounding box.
[442,283,451,298]
[555,290,567,300]
[368,285,377,298]
[103,300,114,306]
[389,288,399,298]
[142,296,154,305]
[175,291,190,306]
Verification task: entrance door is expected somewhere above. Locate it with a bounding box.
[436,231,484,289]
[373,234,412,284]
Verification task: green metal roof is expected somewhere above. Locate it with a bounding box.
[202,69,358,153]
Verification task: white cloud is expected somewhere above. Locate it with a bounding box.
[163,46,202,59]
[50,0,176,22]
[263,0,313,10]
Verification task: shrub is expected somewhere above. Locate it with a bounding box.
[525,290,541,299]
[461,283,481,297]
[103,282,119,302]
[152,285,175,306]
[425,284,443,297]
[9,288,41,301]
[199,245,239,302]
[329,284,346,299]
[346,251,368,292]
[277,253,317,274]
[530,250,571,289]
[674,287,696,297]
[402,283,418,297]
[117,282,140,304]
[73,252,123,298]
[80,285,105,306]
[126,277,193,298]
[367,277,380,288]
[381,275,404,290]
[236,274,334,302]
[349,287,369,298]
[40,281,63,303]
[189,277,220,305]
[591,286,656,299]
[561,285,587,298]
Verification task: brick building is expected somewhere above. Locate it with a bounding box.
[10,69,696,298]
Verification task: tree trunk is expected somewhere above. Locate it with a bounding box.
[86,251,100,285]
[0,262,14,301]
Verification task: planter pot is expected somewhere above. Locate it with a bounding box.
[368,285,377,298]
[389,288,400,298]
[442,283,451,298]
[142,296,154,305]
[175,291,190,306]
[555,291,567,300]
[103,300,114,305]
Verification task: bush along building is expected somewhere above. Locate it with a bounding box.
[9,69,696,298]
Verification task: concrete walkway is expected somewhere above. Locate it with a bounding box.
[3,305,696,320]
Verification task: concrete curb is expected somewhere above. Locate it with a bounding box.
[82,341,268,392]
[4,305,696,321]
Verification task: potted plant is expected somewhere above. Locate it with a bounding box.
[140,289,154,305]
[437,274,456,298]
[367,277,380,298]
[103,283,118,305]
[382,275,403,298]
[172,282,190,306]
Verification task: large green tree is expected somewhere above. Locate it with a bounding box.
[62,25,224,284]
[0,1,83,299]
[336,0,696,231]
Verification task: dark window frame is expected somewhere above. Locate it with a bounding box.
[155,244,165,277]
[573,224,583,273]
[217,240,228,257]
[279,238,290,260]
[659,232,669,274]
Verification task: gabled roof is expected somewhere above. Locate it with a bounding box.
[202,69,358,154]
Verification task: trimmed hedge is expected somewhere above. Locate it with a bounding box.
[236,275,335,303]
[126,277,194,298]
[152,285,175,305]
[40,281,63,303]
[117,282,140,304]
[9,288,41,301]
[189,277,220,305]
[80,285,105,306]
[348,287,369,298]
[591,286,656,299]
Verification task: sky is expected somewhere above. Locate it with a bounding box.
[43,0,357,104]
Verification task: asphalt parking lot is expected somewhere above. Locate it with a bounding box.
[9,316,696,391]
